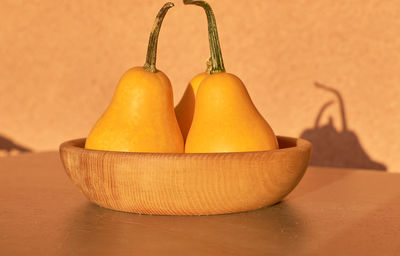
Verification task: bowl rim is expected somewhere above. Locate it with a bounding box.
[59,136,311,157]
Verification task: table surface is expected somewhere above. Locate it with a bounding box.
[0,152,399,256]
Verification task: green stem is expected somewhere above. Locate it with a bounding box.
[184,0,226,73]
[205,56,212,73]
[143,2,174,73]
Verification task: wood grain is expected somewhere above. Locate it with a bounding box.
[59,136,311,215]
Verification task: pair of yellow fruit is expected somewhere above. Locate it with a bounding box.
[85,0,278,153]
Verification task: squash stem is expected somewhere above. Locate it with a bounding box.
[143,2,174,73]
[184,0,226,73]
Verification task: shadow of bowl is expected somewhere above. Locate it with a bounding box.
[59,136,311,215]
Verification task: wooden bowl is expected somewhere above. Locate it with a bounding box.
[59,136,311,215]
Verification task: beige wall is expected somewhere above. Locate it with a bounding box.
[1,0,399,172]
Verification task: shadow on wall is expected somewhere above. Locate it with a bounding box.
[300,82,386,171]
[0,135,31,157]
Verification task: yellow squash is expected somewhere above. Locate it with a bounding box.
[184,0,278,153]
[85,2,184,153]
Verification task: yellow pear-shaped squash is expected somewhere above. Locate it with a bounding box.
[85,67,183,152]
[185,72,278,153]
[175,72,209,140]
[184,0,278,153]
[85,2,183,153]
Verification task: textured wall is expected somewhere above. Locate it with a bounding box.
[1,0,399,172]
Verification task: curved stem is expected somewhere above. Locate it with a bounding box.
[143,2,174,73]
[184,0,225,73]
